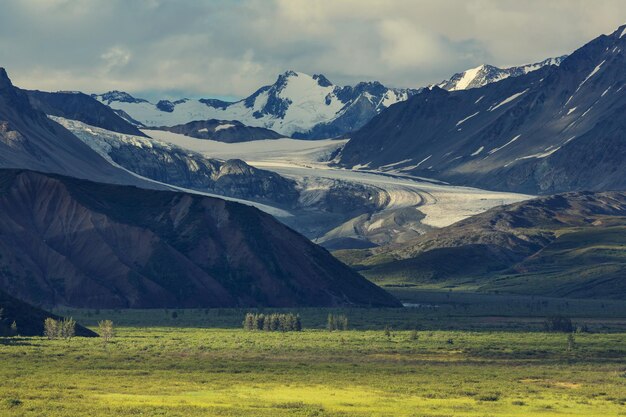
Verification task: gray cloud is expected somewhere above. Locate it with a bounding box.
[1,0,624,98]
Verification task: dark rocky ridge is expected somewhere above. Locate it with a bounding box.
[159,119,283,143]
[26,89,148,137]
[0,169,401,309]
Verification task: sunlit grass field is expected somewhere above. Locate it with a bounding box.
[1,312,626,416]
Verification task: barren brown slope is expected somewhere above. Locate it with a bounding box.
[0,169,400,309]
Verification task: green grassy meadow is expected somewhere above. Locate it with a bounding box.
[2,297,626,416]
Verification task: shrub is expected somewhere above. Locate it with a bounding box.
[10,321,17,336]
[384,325,392,339]
[575,324,589,333]
[6,398,22,408]
[478,393,500,402]
[544,316,573,333]
[327,314,348,331]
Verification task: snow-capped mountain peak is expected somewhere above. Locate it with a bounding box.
[438,56,567,91]
[94,71,420,138]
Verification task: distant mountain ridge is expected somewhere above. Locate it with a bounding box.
[437,56,566,91]
[26,89,148,137]
[339,25,626,195]
[93,71,419,138]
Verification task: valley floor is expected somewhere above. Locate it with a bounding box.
[2,298,626,417]
[1,326,625,416]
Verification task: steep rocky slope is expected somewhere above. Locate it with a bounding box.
[55,117,300,208]
[26,89,147,137]
[0,68,149,188]
[0,169,400,309]
[339,25,626,195]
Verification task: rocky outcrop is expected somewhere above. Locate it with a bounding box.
[159,119,283,142]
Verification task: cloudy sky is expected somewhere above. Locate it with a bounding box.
[1,0,625,100]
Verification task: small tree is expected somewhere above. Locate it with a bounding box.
[294,314,302,332]
[10,321,17,336]
[44,318,58,340]
[338,315,348,331]
[567,334,576,352]
[544,316,573,333]
[243,313,255,331]
[384,325,392,339]
[98,320,115,345]
[60,317,76,340]
[327,313,336,331]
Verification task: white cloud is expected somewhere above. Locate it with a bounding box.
[100,46,132,72]
[0,0,624,97]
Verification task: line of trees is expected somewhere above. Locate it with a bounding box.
[43,317,76,340]
[327,314,348,331]
[243,313,302,331]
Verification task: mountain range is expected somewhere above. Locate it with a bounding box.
[93,71,419,138]
[93,58,564,141]
[0,67,400,310]
[339,25,626,195]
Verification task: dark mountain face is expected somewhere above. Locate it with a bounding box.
[339,191,626,299]
[339,25,626,194]
[159,119,283,142]
[96,90,148,104]
[0,170,400,309]
[0,68,148,188]
[0,289,96,337]
[26,89,148,137]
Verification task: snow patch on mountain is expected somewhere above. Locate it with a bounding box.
[438,56,566,91]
